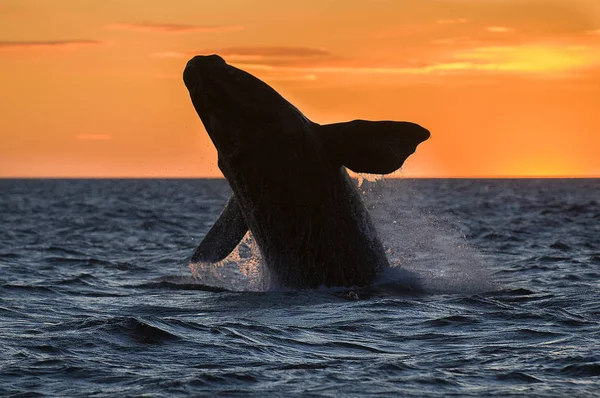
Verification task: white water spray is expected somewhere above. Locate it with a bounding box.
[189,176,495,293]
[358,176,496,294]
[189,232,268,291]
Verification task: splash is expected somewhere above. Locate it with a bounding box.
[189,232,270,291]
[189,176,495,294]
[355,172,385,188]
[360,178,496,294]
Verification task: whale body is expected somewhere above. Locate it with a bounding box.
[183,54,429,289]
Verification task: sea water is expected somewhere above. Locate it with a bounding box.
[1,179,599,396]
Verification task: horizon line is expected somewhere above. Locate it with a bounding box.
[1,175,599,180]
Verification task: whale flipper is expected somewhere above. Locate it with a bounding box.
[318,120,430,174]
[184,55,430,288]
[191,194,248,263]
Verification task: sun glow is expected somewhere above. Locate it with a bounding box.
[455,45,594,74]
[503,155,583,177]
[1,0,599,178]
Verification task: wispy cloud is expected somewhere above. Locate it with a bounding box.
[235,44,598,79]
[267,73,318,82]
[432,37,479,46]
[486,26,514,33]
[154,40,599,82]
[153,46,334,66]
[452,45,592,73]
[588,29,600,35]
[201,46,330,58]
[153,70,318,82]
[0,40,104,51]
[437,18,470,25]
[154,46,332,82]
[105,22,243,34]
[200,46,333,66]
[153,51,188,58]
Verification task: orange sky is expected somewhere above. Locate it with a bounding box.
[1,0,600,178]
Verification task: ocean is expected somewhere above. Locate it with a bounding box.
[1,178,599,396]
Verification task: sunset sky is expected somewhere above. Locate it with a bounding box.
[1,0,600,177]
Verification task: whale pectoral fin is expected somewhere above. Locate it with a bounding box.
[318,120,430,174]
[190,194,248,263]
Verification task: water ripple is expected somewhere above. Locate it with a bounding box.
[1,179,599,396]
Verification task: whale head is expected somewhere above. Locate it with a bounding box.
[183,54,306,157]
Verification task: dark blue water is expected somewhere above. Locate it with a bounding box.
[1,179,599,396]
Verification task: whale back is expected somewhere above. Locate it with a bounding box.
[184,55,430,288]
[217,123,387,288]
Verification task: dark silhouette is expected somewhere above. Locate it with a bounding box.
[184,54,430,288]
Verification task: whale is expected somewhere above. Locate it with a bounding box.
[183,54,429,289]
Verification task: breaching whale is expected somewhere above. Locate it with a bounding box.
[184,54,429,289]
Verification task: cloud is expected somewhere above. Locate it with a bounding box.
[196,47,334,66]
[201,46,331,58]
[153,46,332,82]
[105,23,243,34]
[153,46,335,67]
[453,45,593,73]
[154,40,599,82]
[153,51,188,58]
[432,37,479,46]
[268,73,318,82]
[437,18,470,25]
[234,43,599,79]
[0,40,104,51]
[486,26,514,33]
[588,29,600,35]
[151,70,317,82]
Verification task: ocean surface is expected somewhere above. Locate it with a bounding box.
[1,178,599,396]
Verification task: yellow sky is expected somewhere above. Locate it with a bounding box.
[1,0,600,177]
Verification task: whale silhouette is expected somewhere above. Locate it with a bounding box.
[184,54,429,289]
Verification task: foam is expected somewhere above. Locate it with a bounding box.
[189,177,496,294]
[189,232,268,292]
[360,177,496,294]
